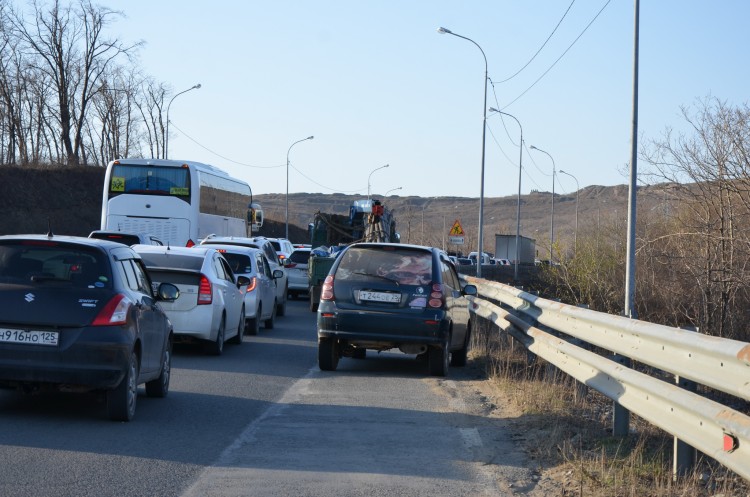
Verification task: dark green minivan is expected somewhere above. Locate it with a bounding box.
[316,243,477,376]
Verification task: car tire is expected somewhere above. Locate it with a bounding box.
[107,351,139,421]
[289,290,297,300]
[277,286,288,316]
[318,337,339,371]
[450,324,471,367]
[246,305,260,336]
[428,339,449,377]
[231,307,245,345]
[206,316,225,355]
[264,301,276,329]
[146,338,172,398]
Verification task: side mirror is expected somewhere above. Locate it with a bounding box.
[236,275,251,288]
[157,282,180,301]
[462,284,477,296]
[272,269,284,279]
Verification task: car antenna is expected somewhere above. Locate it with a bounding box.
[46,218,54,238]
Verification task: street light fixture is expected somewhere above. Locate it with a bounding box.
[489,107,523,281]
[286,135,314,240]
[558,170,580,258]
[438,26,488,278]
[367,164,390,201]
[529,145,556,262]
[165,83,201,159]
[385,186,402,197]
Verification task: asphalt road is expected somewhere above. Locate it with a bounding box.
[0,299,530,496]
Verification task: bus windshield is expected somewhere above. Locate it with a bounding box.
[108,163,191,200]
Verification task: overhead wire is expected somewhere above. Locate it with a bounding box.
[170,121,363,194]
[496,0,577,84]
[501,0,613,111]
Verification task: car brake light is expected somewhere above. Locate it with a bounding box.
[186,239,195,247]
[428,283,444,308]
[198,274,212,304]
[286,262,297,268]
[245,276,257,293]
[321,275,334,301]
[92,294,131,326]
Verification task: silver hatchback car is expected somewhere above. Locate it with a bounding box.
[133,245,249,355]
[207,244,283,335]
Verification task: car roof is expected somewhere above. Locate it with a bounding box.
[199,244,264,256]
[131,244,215,256]
[0,233,124,250]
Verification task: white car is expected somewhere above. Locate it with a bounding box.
[133,245,248,355]
[287,247,311,299]
[265,237,295,265]
[207,244,283,335]
[200,236,289,317]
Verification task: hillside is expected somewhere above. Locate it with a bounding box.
[0,164,662,257]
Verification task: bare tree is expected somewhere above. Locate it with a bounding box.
[6,0,140,165]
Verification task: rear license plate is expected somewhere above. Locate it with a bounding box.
[359,291,401,303]
[0,328,59,346]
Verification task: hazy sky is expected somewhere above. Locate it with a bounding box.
[94,1,749,198]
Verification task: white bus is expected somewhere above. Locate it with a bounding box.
[101,159,255,247]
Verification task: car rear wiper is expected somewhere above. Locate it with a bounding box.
[352,271,400,286]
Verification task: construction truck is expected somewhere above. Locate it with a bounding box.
[308,199,398,311]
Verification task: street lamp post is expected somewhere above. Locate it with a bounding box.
[559,170,580,258]
[165,83,201,159]
[367,164,390,201]
[384,186,402,197]
[489,107,523,281]
[286,135,314,240]
[438,26,488,278]
[529,145,556,262]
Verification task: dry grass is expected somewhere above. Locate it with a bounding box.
[468,318,750,497]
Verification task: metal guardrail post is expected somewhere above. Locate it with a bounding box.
[611,353,631,436]
[674,326,698,479]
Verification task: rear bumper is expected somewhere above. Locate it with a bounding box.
[0,328,132,390]
[317,304,449,347]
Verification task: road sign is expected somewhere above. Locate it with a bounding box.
[449,219,464,236]
[449,236,465,245]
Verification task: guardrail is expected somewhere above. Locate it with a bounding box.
[464,276,750,482]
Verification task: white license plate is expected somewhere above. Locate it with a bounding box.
[0,328,59,346]
[359,291,401,303]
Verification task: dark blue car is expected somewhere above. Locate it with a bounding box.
[0,235,179,421]
[316,243,477,376]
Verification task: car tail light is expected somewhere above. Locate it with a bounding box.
[186,239,195,247]
[92,294,131,326]
[428,283,444,308]
[321,275,334,301]
[286,262,297,268]
[245,276,257,293]
[198,274,212,304]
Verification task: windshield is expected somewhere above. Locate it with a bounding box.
[109,163,190,200]
[138,252,203,271]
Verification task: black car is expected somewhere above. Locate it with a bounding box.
[316,243,477,376]
[0,235,179,421]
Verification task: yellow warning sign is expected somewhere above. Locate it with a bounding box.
[449,219,464,236]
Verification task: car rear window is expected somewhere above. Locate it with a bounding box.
[0,241,110,287]
[336,247,433,285]
[219,252,252,274]
[138,252,203,271]
[290,250,310,264]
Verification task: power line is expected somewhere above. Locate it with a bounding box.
[169,121,284,169]
[502,0,613,111]
[496,0,576,84]
[289,162,365,194]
